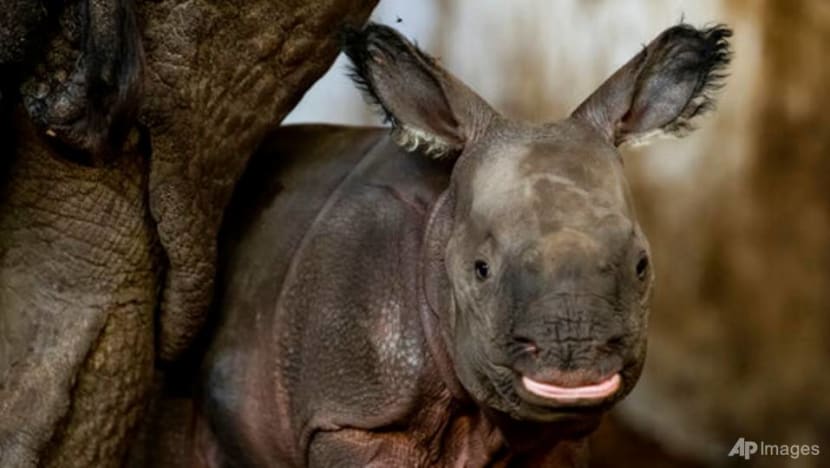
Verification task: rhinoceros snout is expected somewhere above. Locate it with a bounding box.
[507,331,627,408]
[503,290,635,405]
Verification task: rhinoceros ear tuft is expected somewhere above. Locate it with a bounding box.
[572,23,732,148]
[342,23,495,159]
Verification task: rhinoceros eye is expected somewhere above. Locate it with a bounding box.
[474,260,490,281]
[635,254,650,281]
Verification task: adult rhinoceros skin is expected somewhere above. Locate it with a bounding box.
[0,1,377,467]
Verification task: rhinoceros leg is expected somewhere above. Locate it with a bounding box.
[0,117,158,468]
[140,0,379,361]
[0,2,378,465]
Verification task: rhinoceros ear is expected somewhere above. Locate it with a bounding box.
[342,23,496,159]
[572,24,732,147]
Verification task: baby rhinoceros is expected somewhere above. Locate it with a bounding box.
[201,23,731,467]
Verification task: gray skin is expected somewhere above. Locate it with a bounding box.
[0,1,377,467]
[200,23,731,467]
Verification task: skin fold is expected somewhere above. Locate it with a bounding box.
[198,23,731,467]
[0,1,377,466]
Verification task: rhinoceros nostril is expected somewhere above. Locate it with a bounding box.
[598,335,626,354]
[514,336,539,357]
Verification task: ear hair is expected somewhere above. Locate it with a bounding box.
[573,22,733,147]
[640,24,732,142]
[341,24,462,159]
[341,25,399,125]
[392,124,454,158]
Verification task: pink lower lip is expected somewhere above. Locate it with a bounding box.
[522,373,621,401]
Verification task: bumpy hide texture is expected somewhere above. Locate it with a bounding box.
[141,0,378,362]
[0,114,158,468]
[20,0,144,161]
[0,1,377,466]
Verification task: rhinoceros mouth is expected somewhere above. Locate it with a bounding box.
[518,373,621,405]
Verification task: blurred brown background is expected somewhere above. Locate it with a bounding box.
[287,1,830,466]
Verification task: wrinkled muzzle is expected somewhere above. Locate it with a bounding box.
[509,292,628,406]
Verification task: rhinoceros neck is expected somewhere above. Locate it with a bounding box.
[418,188,469,401]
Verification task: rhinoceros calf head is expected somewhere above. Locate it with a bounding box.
[344,23,730,423]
